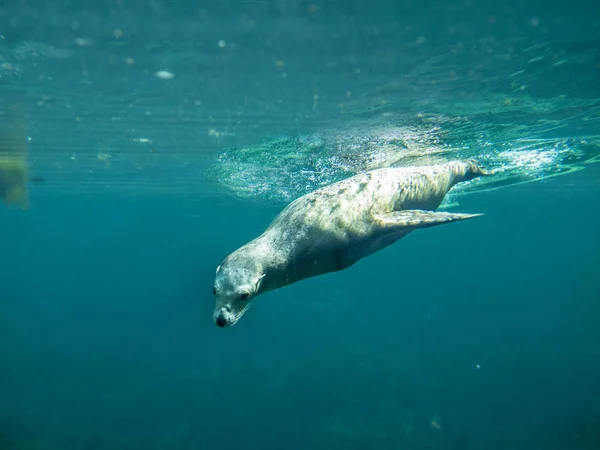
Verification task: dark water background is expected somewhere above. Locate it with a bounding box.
[1,0,600,449]
[1,166,600,449]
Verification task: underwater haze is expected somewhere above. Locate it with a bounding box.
[1,0,600,449]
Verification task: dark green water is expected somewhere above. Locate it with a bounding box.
[1,1,599,449]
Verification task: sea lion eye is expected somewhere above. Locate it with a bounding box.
[240,293,250,301]
[212,287,217,295]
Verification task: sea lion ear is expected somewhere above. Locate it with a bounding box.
[255,274,265,290]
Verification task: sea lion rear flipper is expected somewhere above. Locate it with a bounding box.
[374,210,483,230]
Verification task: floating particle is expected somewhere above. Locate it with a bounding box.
[275,59,285,67]
[527,56,544,63]
[217,40,226,48]
[74,37,92,47]
[125,57,135,65]
[306,3,319,13]
[154,70,174,79]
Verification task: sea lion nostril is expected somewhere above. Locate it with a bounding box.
[216,315,227,327]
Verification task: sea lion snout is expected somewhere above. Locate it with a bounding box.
[215,314,227,328]
[213,306,233,328]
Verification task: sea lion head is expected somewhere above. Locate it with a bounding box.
[212,255,265,328]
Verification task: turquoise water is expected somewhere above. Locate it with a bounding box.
[1,1,600,449]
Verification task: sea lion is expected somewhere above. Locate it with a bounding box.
[212,160,488,327]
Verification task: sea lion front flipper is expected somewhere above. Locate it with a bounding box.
[374,210,483,230]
